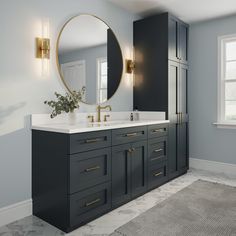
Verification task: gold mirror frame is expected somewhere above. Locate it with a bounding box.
[56,14,124,105]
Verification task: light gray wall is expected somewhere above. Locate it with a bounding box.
[0,0,138,208]
[59,44,107,104]
[189,15,236,165]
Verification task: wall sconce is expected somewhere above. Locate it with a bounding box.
[36,19,50,76]
[36,38,50,59]
[126,59,135,74]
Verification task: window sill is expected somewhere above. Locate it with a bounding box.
[213,122,236,129]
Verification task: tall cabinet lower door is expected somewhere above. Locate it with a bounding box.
[169,123,188,179]
[178,63,189,173]
[112,144,131,208]
[168,61,189,179]
[168,124,178,179]
[168,60,179,179]
[177,122,188,173]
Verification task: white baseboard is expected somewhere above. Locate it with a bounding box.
[190,158,236,177]
[0,199,32,227]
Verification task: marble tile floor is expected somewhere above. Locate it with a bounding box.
[0,168,235,236]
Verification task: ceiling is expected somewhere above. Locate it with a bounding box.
[59,15,108,55]
[108,0,236,23]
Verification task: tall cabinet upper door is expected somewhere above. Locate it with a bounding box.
[178,22,188,64]
[112,144,131,208]
[168,17,179,62]
[168,60,179,122]
[179,64,188,122]
[131,141,147,198]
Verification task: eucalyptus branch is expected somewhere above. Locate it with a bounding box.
[44,87,85,118]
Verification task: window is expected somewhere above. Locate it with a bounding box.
[218,35,236,123]
[97,58,107,104]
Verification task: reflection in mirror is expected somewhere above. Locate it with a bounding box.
[57,15,123,105]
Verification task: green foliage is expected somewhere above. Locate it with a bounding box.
[44,87,85,118]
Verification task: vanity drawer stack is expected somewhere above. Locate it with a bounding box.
[69,131,112,229]
[32,130,112,232]
[32,123,169,233]
[69,135,112,230]
[147,124,168,190]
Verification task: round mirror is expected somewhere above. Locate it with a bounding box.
[57,14,123,105]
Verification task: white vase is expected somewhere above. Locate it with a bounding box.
[68,112,76,125]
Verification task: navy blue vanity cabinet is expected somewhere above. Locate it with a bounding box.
[134,12,189,181]
[32,123,168,233]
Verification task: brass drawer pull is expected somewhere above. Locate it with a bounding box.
[85,198,101,207]
[154,171,163,177]
[85,138,102,143]
[153,129,165,133]
[154,148,163,153]
[151,156,162,161]
[125,132,138,137]
[85,166,100,172]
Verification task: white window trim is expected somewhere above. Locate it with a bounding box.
[96,57,107,104]
[214,34,236,128]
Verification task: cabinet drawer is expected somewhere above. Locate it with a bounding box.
[70,148,111,194]
[70,182,111,228]
[148,124,168,139]
[112,126,147,146]
[69,131,111,154]
[148,137,168,166]
[148,162,168,190]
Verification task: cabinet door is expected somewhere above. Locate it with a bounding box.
[179,64,188,122]
[168,16,179,62]
[169,16,188,64]
[168,61,179,179]
[178,23,188,64]
[131,140,147,198]
[168,61,189,179]
[168,60,179,122]
[177,122,188,172]
[112,144,131,208]
[178,64,189,172]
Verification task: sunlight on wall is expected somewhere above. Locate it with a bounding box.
[42,18,50,77]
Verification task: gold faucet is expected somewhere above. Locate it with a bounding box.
[97,105,112,122]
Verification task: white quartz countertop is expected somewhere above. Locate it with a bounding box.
[32,119,169,134]
[31,112,169,134]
